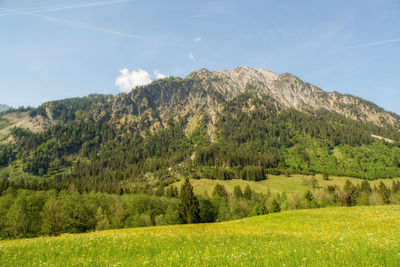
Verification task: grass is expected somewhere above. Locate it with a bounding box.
[1,206,400,266]
[172,174,400,196]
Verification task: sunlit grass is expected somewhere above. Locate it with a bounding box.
[1,206,400,266]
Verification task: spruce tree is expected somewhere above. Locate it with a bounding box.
[212,183,228,199]
[244,185,252,200]
[270,199,281,213]
[178,179,200,224]
[391,181,400,193]
[378,182,391,204]
[360,180,372,193]
[233,185,243,198]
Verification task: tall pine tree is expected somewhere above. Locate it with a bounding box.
[178,179,200,224]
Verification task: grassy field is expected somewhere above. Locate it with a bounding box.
[172,174,400,196]
[1,205,400,266]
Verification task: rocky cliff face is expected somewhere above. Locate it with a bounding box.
[183,66,399,130]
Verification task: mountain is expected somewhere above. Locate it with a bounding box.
[0,66,399,193]
[0,104,10,113]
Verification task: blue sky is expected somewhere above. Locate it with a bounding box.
[1,0,400,114]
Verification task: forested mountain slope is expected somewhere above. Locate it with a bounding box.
[0,67,399,193]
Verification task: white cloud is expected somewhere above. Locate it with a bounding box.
[154,70,167,79]
[115,68,152,92]
[194,37,202,42]
[188,53,195,61]
[115,68,169,92]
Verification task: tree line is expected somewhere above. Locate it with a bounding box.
[1,178,400,240]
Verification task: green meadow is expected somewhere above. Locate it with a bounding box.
[1,205,400,266]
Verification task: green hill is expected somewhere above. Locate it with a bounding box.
[1,205,399,266]
[173,174,400,195]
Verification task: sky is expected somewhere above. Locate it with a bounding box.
[1,0,399,114]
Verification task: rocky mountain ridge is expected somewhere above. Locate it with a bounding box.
[1,66,399,140]
[184,66,399,129]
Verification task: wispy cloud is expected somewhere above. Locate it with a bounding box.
[382,88,400,95]
[194,37,202,42]
[0,0,131,17]
[190,14,214,19]
[0,2,142,40]
[335,38,400,52]
[34,13,143,39]
[188,53,195,61]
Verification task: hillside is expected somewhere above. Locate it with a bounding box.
[0,67,400,193]
[172,174,400,196]
[1,206,399,266]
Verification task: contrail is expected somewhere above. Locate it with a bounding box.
[335,38,400,52]
[0,3,143,40]
[0,0,131,17]
[382,88,400,95]
[34,13,144,40]
[190,14,214,18]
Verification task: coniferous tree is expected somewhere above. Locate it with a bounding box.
[212,184,228,199]
[360,180,372,193]
[165,186,179,198]
[250,202,268,216]
[243,185,252,200]
[233,185,243,198]
[378,182,391,204]
[178,179,200,224]
[391,181,400,193]
[270,199,281,213]
[343,180,358,206]
[199,198,216,223]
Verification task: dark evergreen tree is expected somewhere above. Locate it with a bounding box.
[270,199,281,213]
[343,180,358,206]
[233,185,243,198]
[243,185,252,200]
[178,179,200,224]
[212,184,228,199]
[378,182,391,204]
[199,198,216,223]
[360,180,372,193]
[250,203,268,216]
[165,186,179,198]
[391,181,400,193]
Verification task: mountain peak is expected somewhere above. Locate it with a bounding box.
[181,66,399,129]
